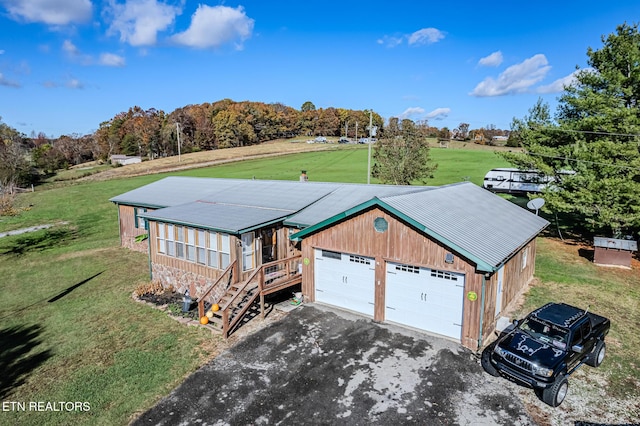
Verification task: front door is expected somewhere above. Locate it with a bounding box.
[261,228,276,264]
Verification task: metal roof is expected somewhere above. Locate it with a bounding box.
[284,184,429,227]
[290,182,549,271]
[109,176,232,208]
[140,201,292,234]
[593,237,637,251]
[113,177,549,269]
[109,176,340,210]
[379,183,549,268]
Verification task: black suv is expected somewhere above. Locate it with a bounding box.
[482,303,610,407]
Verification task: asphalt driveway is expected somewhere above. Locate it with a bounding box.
[133,305,533,425]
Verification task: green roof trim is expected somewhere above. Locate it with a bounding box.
[238,217,285,234]
[289,197,496,273]
[111,201,167,210]
[139,213,238,235]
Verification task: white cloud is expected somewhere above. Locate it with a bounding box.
[537,69,586,93]
[408,28,444,46]
[376,35,403,48]
[99,52,126,66]
[398,107,426,119]
[378,27,444,48]
[65,77,84,89]
[0,72,21,88]
[479,51,503,67]
[172,5,254,49]
[425,107,451,120]
[2,0,92,25]
[62,39,80,56]
[0,49,5,54]
[470,54,551,97]
[105,0,181,46]
[62,39,93,64]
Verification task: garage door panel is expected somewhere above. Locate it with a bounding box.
[315,249,375,317]
[386,263,464,340]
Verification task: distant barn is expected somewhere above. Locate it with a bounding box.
[593,237,637,269]
[110,155,142,166]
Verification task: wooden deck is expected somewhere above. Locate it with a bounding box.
[198,255,302,337]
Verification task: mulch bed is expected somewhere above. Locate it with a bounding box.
[137,290,200,321]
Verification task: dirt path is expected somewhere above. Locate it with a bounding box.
[80,141,336,182]
[0,221,68,238]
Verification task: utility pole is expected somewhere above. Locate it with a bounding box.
[176,123,181,162]
[367,111,372,184]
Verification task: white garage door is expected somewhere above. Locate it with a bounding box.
[385,262,465,339]
[314,249,375,316]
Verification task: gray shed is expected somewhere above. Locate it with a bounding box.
[593,237,637,268]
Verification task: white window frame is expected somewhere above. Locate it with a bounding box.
[175,226,185,259]
[166,224,175,256]
[196,229,206,265]
[207,231,219,268]
[241,232,255,271]
[220,234,230,269]
[157,222,166,254]
[186,228,196,262]
[521,246,529,270]
[156,224,232,271]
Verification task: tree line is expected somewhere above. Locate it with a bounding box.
[0,100,507,190]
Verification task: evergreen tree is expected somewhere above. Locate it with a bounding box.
[503,23,640,238]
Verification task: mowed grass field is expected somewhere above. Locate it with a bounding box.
[0,144,638,424]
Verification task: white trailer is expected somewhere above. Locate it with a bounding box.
[483,168,553,194]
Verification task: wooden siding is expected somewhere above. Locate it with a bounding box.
[118,205,151,253]
[481,238,538,346]
[300,207,485,350]
[594,246,633,268]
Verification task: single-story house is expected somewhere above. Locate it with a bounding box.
[110,155,142,166]
[110,176,549,350]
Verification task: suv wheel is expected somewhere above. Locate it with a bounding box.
[481,343,500,377]
[585,340,606,367]
[541,375,568,407]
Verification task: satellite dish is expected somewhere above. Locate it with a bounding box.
[527,198,545,215]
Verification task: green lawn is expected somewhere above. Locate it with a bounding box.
[0,146,636,424]
[173,144,511,186]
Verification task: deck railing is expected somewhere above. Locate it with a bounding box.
[219,255,303,337]
[197,260,236,319]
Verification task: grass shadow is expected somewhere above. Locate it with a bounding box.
[48,271,104,303]
[0,324,52,399]
[0,271,105,320]
[0,227,76,256]
[578,247,595,262]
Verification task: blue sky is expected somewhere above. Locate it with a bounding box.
[1,1,639,138]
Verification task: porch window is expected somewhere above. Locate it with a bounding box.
[186,228,196,262]
[166,224,175,256]
[196,229,206,265]
[134,207,148,229]
[175,226,185,259]
[207,232,219,268]
[220,234,230,269]
[157,222,165,254]
[241,232,255,271]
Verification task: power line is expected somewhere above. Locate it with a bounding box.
[525,151,640,171]
[539,127,640,140]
